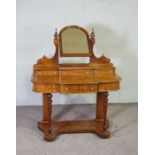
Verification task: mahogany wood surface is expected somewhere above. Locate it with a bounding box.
[31,25,121,141]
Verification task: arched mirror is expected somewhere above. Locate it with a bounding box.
[59,26,92,57]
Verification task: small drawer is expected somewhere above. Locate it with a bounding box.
[62,85,80,93]
[93,69,114,81]
[35,70,59,76]
[60,69,92,83]
[61,84,97,93]
[34,70,59,83]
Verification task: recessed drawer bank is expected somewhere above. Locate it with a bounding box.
[33,68,115,83]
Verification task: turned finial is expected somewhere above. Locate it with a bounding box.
[54,28,59,46]
[54,28,58,38]
[90,28,95,38]
[90,28,95,52]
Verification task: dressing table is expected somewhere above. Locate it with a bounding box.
[31,25,121,141]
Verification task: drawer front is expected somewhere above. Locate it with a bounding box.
[34,70,59,83]
[60,69,92,83]
[35,70,59,76]
[33,83,59,92]
[61,84,97,93]
[93,69,114,81]
[98,82,120,91]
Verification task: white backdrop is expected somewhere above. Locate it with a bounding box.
[16,0,137,106]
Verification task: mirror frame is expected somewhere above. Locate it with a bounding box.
[59,25,92,57]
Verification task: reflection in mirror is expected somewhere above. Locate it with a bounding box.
[60,27,90,55]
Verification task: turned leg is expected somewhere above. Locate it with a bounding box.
[42,93,52,139]
[42,93,52,122]
[96,91,110,138]
[38,93,56,141]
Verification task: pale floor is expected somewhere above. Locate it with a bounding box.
[16,103,138,155]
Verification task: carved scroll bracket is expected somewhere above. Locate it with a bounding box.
[89,28,111,64]
[35,29,59,66]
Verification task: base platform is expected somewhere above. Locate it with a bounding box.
[38,119,110,141]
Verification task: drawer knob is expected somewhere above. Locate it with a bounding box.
[90,86,94,90]
[65,87,69,90]
[38,71,42,75]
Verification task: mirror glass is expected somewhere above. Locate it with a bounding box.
[60,27,90,55]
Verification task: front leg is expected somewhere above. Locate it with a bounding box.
[96,91,110,138]
[42,93,56,141]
